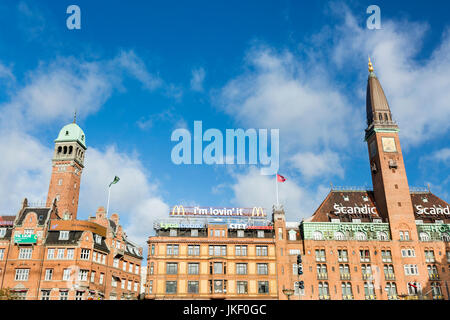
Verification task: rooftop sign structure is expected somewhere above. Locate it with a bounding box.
[170,206,266,217]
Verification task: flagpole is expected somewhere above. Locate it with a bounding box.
[106,185,111,217]
[276,175,279,207]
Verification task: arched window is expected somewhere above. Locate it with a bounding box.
[441,233,450,242]
[355,232,367,241]
[69,146,73,154]
[377,232,388,241]
[419,232,430,241]
[288,230,297,241]
[312,231,324,240]
[57,146,62,154]
[379,113,383,121]
[384,113,388,121]
[63,146,67,154]
[334,231,345,241]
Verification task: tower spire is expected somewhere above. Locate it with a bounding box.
[368,57,374,73]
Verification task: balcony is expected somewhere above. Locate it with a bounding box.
[362,273,373,280]
[429,273,440,280]
[317,273,328,280]
[365,295,376,300]
[319,295,330,300]
[340,273,351,280]
[384,273,396,281]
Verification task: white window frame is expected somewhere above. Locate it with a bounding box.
[59,231,69,240]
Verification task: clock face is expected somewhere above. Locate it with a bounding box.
[381,137,397,153]
[369,140,377,157]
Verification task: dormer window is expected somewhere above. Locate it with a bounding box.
[59,231,69,240]
[422,197,428,203]
[363,196,369,202]
[65,131,69,136]
[0,228,6,238]
[95,235,102,244]
[343,195,349,201]
[81,135,84,141]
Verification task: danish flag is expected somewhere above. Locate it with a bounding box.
[277,174,286,182]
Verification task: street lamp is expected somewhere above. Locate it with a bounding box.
[282,288,295,300]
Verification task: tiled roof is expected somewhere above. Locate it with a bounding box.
[16,208,51,226]
[94,237,110,254]
[0,215,15,226]
[45,231,83,245]
[411,192,450,223]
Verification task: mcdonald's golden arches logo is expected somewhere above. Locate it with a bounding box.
[252,207,264,217]
[171,205,185,216]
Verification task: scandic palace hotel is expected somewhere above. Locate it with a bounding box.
[2,60,450,300]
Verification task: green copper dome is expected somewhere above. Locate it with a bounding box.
[55,123,86,149]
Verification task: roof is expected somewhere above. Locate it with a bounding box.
[45,231,84,245]
[309,189,450,224]
[16,208,51,226]
[124,240,142,259]
[0,215,15,226]
[94,237,110,254]
[366,71,391,125]
[55,123,86,149]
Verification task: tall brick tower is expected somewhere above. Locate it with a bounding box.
[46,116,87,220]
[365,58,417,241]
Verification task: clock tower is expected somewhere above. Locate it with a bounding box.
[46,117,87,220]
[365,58,417,241]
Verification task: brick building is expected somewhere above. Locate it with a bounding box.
[0,120,143,300]
[145,60,449,300]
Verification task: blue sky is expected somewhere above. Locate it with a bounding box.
[1,0,450,250]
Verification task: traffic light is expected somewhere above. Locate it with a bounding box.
[297,254,302,264]
[297,264,303,275]
[298,281,304,290]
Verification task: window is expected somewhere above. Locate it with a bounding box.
[121,279,125,289]
[237,281,248,294]
[338,249,348,262]
[129,263,133,273]
[209,245,227,256]
[99,273,104,285]
[59,291,68,300]
[166,244,179,256]
[339,264,350,279]
[364,282,375,298]
[359,249,370,262]
[377,232,388,241]
[425,250,435,263]
[188,245,200,256]
[237,230,244,238]
[312,231,324,240]
[135,265,139,274]
[381,250,392,262]
[404,264,419,276]
[431,282,442,298]
[150,263,154,275]
[19,248,32,259]
[41,290,51,300]
[57,248,65,259]
[258,281,269,294]
[256,246,268,256]
[400,231,410,241]
[75,291,84,300]
[447,251,450,263]
[94,235,101,244]
[45,269,53,281]
[188,281,199,294]
[47,248,55,259]
[294,282,305,296]
[191,229,198,237]
[212,280,225,293]
[401,248,415,257]
[257,230,264,238]
[166,263,178,275]
[78,270,89,282]
[317,264,328,279]
[315,249,326,262]
[90,271,95,283]
[214,262,223,274]
[188,263,199,275]
[59,231,69,240]
[111,277,117,288]
[63,269,71,281]
[237,245,247,256]
[318,282,329,299]
[24,229,33,236]
[341,282,353,299]
[123,261,127,271]
[166,281,177,294]
[355,232,367,241]
[128,280,132,291]
[0,228,6,238]
[385,282,397,298]
[257,263,268,275]
[334,232,345,240]
[427,265,439,278]
[67,248,74,259]
[15,269,29,281]
[278,228,283,240]
[0,249,4,260]
[113,258,119,268]
[288,230,297,241]
[236,263,247,275]
[148,281,153,294]
[80,249,90,260]
[407,282,421,295]
[134,282,138,292]
[169,229,177,237]
[151,244,155,255]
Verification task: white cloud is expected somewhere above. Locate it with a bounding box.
[327,5,450,146]
[230,167,329,221]
[289,151,344,180]
[190,67,206,92]
[428,148,450,163]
